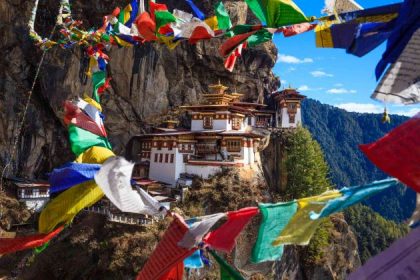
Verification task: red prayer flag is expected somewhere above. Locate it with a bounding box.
[149,1,169,21]
[359,113,420,193]
[159,261,184,280]
[219,31,257,57]
[0,226,64,255]
[204,207,259,253]
[135,12,158,41]
[189,26,214,44]
[136,214,196,280]
[64,101,107,137]
[224,42,247,72]
[282,23,317,37]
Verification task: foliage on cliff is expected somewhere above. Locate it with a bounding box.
[344,204,409,264]
[302,98,416,222]
[280,127,332,200]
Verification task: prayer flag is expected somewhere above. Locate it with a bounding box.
[49,162,101,193]
[75,146,115,164]
[246,29,274,47]
[184,220,204,269]
[68,125,112,156]
[215,1,232,31]
[245,0,310,28]
[94,157,163,215]
[315,20,335,48]
[0,226,63,255]
[155,10,176,30]
[92,71,107,102]
[83,95,102,112]
[310,178,399,220]
[64,101,107,137]
[178,213,226,249]
[38,181,104,233]
[224,43,246,72]
[360,114,420,193]
[135,12,158,41]
[204,207,258,252]
[185,0,205,20]
[159,262,184,280]
[273,191,341,246]
[136,214,196,280]
[119,0,139,28]
[282,22,316,37]
[75,98,105,132]
[209,250,245,280]
[251,201,297,263]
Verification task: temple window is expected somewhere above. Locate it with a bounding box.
[203,116,213,129]
[165,154,169,163]
[232,118,241,130]
[154,154,158,162]
[170,154,174,163]
[226,140,241,152]
[25,189,33,196]
[289,115,296,123]
[159,154,163,163]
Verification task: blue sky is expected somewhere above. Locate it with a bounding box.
[272,0,420,116]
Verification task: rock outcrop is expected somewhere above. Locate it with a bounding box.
[0,0,279,179]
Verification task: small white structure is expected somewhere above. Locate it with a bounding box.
[273,88,306,128]
[15,182,50,212]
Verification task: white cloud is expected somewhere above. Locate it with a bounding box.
[298,85,311,91]
[277,54,313,64]
[287,67,297,72]
[327,88,357,94]
[336,103,383,114]
[311,70,333,78]
[334,83,343,87]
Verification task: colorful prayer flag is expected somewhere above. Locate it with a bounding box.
[136,214,196,280]
[94,157,163,215]
[68,125,112,156]
[209,250,245,280]
[359,114,420,193]
[251,201,297,263]
[215,1,232,31]
[310,178,399,220]
[273,191,341,246]
[245,0,310,28]
[204,207,258,252]
[49,162,101,193]
[64,101,107,137]
[178,213,226,249]
[282,22,317,37]
[0,226,63,255]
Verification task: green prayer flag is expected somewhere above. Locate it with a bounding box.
[245,0,309,28]
[209,250,245,280]
[246,29,273,47]
[251,201,297,263]
[34,241,50,254]
[92,71,106,103]
[68,125,112,156]
[155,11,176,30]
[215,1,232,31]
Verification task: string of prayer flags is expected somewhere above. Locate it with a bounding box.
[360,113,420,193]
[245,0,311,28]
[68,125,112,156]
[94,157,164,215]
[282,23,317,37]
[375,0,420,80]
[0,226,63,255]
[204,207,259,253]
[251,201,297,263]
[372,28,420,105]
[209,250,245,280]
[49,162,101,193]
[64,101,107,137]
[178,213,226,249]
[92,71,110,102]
[310,178,399,220]
[215,1,232,32]
[272,191,341,246]
[136,213,196,280]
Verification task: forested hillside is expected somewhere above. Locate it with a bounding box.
[301,98,416,222]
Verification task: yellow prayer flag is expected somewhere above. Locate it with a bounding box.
[272,190,341,246]
[83,95,103,112]
[205,16,219,31]
[75,146,115,164]
[315,20,335,48]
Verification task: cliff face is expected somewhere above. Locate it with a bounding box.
[0,0,279,179]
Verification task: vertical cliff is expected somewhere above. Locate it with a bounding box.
[0,0,279,179]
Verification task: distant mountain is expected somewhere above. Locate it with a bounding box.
[301,98,416,222]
